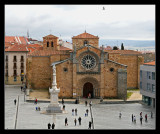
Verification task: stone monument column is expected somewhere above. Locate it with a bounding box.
[46,65,62,113]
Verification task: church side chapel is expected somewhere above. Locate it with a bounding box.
[26,31,144,100]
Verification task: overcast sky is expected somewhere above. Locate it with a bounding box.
[5,5,155,42]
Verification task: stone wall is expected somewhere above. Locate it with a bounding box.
[72,38,99,49]
[117,69,127,100]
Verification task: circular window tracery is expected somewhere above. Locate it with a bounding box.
[81,55,96,70]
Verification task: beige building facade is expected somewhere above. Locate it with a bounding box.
[5,45,28,85]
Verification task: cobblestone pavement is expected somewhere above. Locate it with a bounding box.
[5,85,156,130]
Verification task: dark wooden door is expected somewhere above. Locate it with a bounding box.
[83,82,93,98]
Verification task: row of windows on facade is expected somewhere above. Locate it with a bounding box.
[5,55,24,62]
[5,69,24,76]
[5,62,24,69]
[140,70,155,80]
[140,82,155,93]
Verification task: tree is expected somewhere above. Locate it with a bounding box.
[113,46,118,50]
[121,43,124,50]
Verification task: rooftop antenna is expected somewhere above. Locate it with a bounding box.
[27,29,29,38]
[84,25,87,33]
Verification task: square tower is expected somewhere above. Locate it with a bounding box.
[43,34,59,50]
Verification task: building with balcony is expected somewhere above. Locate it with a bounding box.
[5,44,29,85]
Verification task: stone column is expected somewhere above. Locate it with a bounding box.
[46,65,62,113]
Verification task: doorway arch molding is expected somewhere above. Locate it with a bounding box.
[77,76,100,98]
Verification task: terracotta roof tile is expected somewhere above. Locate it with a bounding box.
[5,36,29,45]
[5,44,29,52]
[143,61,155,65]
[28,49,69,56]
[72,32,99,39]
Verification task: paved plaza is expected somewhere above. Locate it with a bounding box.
[5,85,156,130]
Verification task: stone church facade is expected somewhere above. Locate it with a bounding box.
[27,32,144,100]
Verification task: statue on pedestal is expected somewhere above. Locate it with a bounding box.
[46,65,62,114]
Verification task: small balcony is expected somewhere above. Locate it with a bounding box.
[13,66,17,69]
[20,66,24,69]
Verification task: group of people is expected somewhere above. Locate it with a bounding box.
[48,122,55,129]
[131,111,153,124]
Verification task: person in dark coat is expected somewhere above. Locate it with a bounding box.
[145,114,147,122]
[52,123,55,129]
[14,99,17,105]
[132,114,134,122]
[65,117,68,126]
[85,101,88,106]
[75,108,77,116]
[74,118,77,126]
[140,115,143,124]
[88,121,92,129]
[48,123,51,129]
[62,98,64,105]
[21,86,23,92]
[78,117,82,125]
[86,109,89,116]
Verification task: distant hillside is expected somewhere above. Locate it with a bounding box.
[99,39,155,51]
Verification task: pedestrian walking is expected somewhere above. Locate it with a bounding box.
[140,112,142,116]
[88,121,92,129]
[133,116,136,123]
[145,114,147,122]
[63,105,65,110]
[36,107,38,111]
[85,101,88,106]
[140,115,143,124]
[74,118,77,126]
[86,109,89,116]
[52,123,55,129]
[78,117,82,125]
[14,99,17,105]
[89,101,92,106]
[65,117,68,126]
[72,109,74,116]
[119,111,122,118]
[62,98,64,105]
[48,123,51,129]
[75,108,77,116]
[21,86,23,92]
[132,114,134,122]
[151,111,153,118]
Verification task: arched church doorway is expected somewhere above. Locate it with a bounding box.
[83,82,93,98]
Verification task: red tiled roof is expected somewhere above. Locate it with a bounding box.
[27,44,43,48]
[5,44,29,52]
[5,36,29,45]
[72,32,99,39]
[28,49,69,56]
[143,61,155,66]
[104,50,142,55]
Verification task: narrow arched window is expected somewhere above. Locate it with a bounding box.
[84,40,88,45]
[47,41,49,47]
[51,41,54,47]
